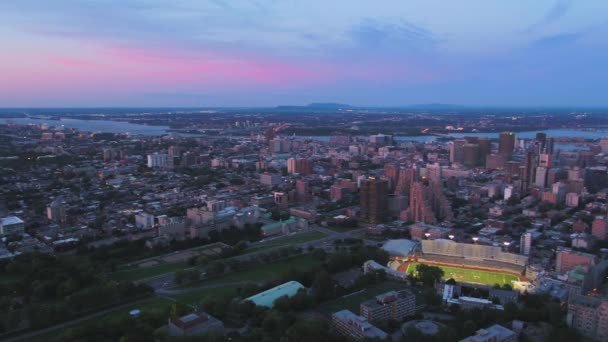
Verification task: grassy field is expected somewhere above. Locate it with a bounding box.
[24,297,173,342]
[110,261,190,282]
[242,231,327,255]
[405,263,519,286]
[321,282,407,313]
[325,226,359,233]
[180,253,322,288]
[171,284,241,304]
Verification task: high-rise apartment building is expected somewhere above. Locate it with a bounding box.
[404,181,453,224]
[520,232,532,256]
[567,295,608,341]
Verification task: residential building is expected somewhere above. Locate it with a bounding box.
[360,290,416,322]
[135,212,155,229]
[147,153,171,168]
[556,248,597,274]
[567,295,608,341]
[0,216,24,236]
[520,232,532,256]
[332,309,388,341]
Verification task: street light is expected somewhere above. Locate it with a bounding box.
[472,237,479,244]
[424,232,431,239]
[448,235,455,240]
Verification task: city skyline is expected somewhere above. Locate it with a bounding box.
[1,0,608,107]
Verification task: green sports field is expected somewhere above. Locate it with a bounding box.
[405,263,519,286]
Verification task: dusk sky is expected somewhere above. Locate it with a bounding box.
[1,0,607,107]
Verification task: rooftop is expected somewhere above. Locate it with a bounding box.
[245,281,305,308]
[333,310,388,339]
[0,216,24,226]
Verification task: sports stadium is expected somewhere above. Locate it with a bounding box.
[387,239,528,287]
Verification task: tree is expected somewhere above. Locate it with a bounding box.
[415,264,444,286]
[169,303,189,319]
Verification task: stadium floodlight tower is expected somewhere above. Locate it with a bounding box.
[448,234,455,240]
[472,237,479,244]
[424,232,431,239]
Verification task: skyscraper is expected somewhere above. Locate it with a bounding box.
[477,138,491,162]
[405,181,453,224]
[450,140,466,164]
[463,143,480,166]
[395,167,416,196]
[360,178,389,224]
[361,177,388,223]
[498,132,515,160]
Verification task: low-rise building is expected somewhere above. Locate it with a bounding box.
[245,281,306,308]
[168,312,224,337]
[0,216,24,236]
[460,324,517,342]
[360,290,416,322]
[332,309,388,341]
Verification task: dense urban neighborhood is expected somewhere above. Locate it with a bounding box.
[1,109,608,342]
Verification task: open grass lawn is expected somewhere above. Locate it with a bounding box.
[242,231,327,255]
[171,285,241,305]
[181,253,322,288]
[325,226,359,233]
[110,261,190,282]
[405,263,519,286]
[321,282,407,313]
[24,297,173,342]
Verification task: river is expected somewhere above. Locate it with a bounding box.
[2,117,606,151]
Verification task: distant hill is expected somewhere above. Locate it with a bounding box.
[407,103,469,110]
[275,103,352,110]
[306,102,352,109]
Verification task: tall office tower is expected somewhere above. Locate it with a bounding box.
[521,151,535,191]
[498,132,515,160]
[477,138,491,162]
[538,153,552,168]
[463,143,480,166]
[535,166,548,188]
[536,133,547,146]
[584,166,608,193]
[450,140,466,164]
[405,181,453,224]
[546,137,555,155]
[520,232,532,255]
[360,178,389,224]
[395,167,416,196]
